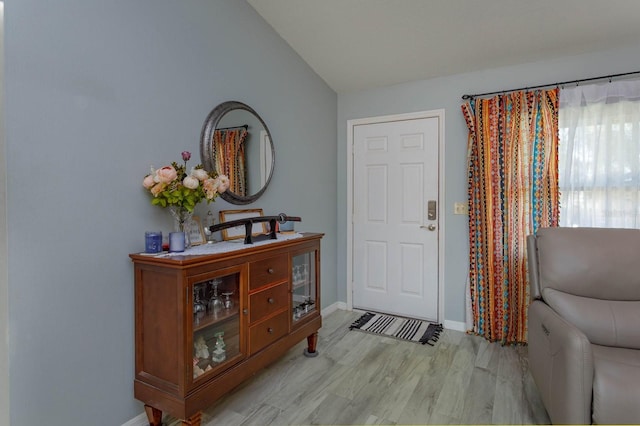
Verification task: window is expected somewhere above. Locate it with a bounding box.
[559,80,640,228]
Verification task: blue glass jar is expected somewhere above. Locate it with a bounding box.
[145,231,163,253]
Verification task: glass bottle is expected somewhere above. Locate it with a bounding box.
[204,210,216,243]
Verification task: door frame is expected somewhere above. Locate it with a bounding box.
[346,109,446,323]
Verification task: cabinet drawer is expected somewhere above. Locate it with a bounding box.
[249,254,288,290]
[249,282,289,324]
[249,311,289,355]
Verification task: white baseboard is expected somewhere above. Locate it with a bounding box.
[443,319,467,332]
[321,301,347,316]
[121,412,149,426]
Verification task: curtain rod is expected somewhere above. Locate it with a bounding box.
[461,70,640,100]
[216,124,248,131]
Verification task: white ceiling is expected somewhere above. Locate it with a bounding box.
[247,0,640,93]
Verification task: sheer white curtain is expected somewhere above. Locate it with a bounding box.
[559,79,640,228]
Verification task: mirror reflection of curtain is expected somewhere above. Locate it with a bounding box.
[212,128,248,196]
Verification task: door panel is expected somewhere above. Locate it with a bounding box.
[364,241,387,291]
[353,117,439,321]
[400,243,423,296]
[366,165,387,222]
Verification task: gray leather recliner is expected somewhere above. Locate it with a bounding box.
[527,227,640,425]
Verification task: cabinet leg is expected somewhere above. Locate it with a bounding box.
[181,411,202,426]
[303,332,319,357]
[144,405,162,426]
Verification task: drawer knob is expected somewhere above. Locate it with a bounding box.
[268,297,275,304]
[243,309,248,315]
[267,268,274,274]
[267,327,274,334]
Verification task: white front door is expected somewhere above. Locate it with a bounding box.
[352,116,440,321]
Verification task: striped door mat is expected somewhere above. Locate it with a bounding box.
[349,312,443,346]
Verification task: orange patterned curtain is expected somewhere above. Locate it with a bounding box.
[212,128,248,196]
[461,89,560,344]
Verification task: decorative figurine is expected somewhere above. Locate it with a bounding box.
[211,331,226,363]
[193,357,205,378]
[194,335,210,359]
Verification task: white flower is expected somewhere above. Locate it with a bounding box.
[217,175,230,193]
[183,175,199,190]
[156,166,177,183]
[191,168,209,181]
[203,178,220,199]
[143,174,155,189]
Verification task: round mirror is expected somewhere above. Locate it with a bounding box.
[200,101,275,205]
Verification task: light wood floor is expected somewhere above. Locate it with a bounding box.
[167,309,550,425]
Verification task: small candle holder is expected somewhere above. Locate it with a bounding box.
[169,231,186,252]
[145,231,163,253]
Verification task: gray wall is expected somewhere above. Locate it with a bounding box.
[5,1,336,424]
[338,44,640,324]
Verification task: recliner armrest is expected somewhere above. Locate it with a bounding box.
[529,300,593,424]
[527,234,541,301]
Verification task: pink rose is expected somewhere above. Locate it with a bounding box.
[156,166,177,183]
[183,175,199,190]
[191,168,209,181]
[182,151,191,162]
[150,183,165,196]
[203,178,220,199]
[143,174,155,189]
[217,175,230,193]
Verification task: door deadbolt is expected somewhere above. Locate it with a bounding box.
[427,200,437,220]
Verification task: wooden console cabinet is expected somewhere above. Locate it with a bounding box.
[130,233,323,425]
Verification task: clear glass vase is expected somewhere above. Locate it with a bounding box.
[169,205,194,249]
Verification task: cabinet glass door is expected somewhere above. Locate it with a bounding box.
[291,251,317,323]
[191,269,242,381]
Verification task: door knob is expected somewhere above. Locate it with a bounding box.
[420,224,437,231]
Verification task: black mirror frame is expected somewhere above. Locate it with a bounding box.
[200,101,275,205]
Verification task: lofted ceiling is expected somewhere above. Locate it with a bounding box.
[247,0,640,93]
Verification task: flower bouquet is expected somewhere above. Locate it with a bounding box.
[143,151,229,247]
